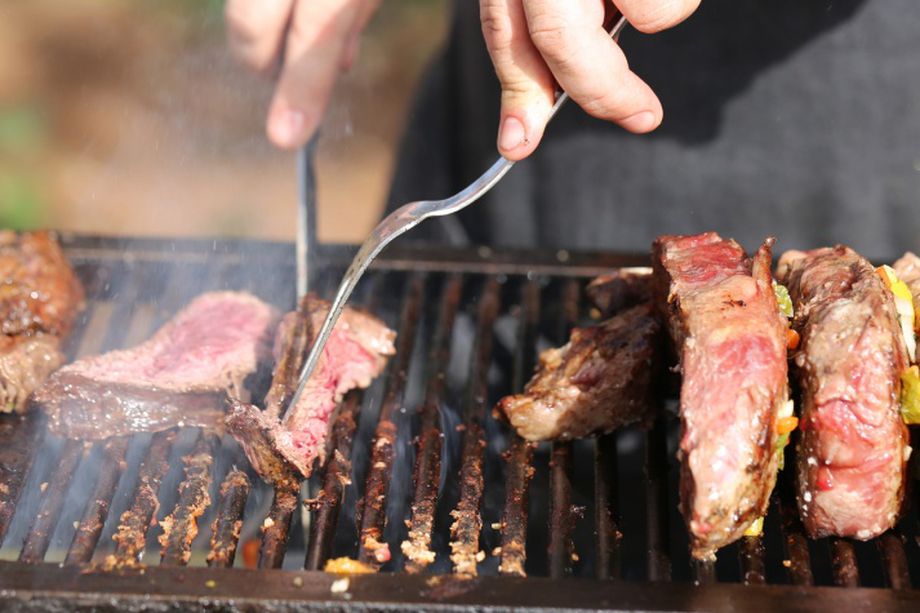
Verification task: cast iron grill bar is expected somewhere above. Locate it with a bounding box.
[356,274,425,567]
[257,483,299,569]
[448,277,501,575]
[304,391,361,570]
[776,482,815,586]
[401,274,464,573]
[645,416,671,582]
[498,279,541,577]
[105,429,177,568]
[64,436,131,565]
[0,414,42,547]
[159,431,219,567]
[18,439,88,563]
[206,462,250,568]
[739,536,766,585]
[548,279,581,579]
[830,539,860,587]
[878,533,911,590]
[594,433,620,580]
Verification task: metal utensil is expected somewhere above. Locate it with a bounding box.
[286,12,630,415]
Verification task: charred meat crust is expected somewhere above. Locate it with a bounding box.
[777,245,908,540]
[586,268,653,318]
[653,232,788,560]
[498,303,661,442]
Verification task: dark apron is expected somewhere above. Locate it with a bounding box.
[387,0,920,262]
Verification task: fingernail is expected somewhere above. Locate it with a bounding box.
[498,116,527,152]
[269,109,305,147]
[620,111,658,133]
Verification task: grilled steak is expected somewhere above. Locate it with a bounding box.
[498,304,661,441]
[653,232,788,560]
[894,251,920,313]
[777,246,909,539]
[585,268,652,318]
[228,294,396,481]
[33,291,278,439]
[0,231,83,413]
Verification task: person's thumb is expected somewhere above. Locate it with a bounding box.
[480,0,556,161]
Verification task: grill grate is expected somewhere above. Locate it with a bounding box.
[0,235,918,611]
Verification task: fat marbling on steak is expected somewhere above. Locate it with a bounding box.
[498,303,661,441]
[228,294,395,482]
[0,231,84,413]
[777,246,909,539]
[33,291,278,439]
[653,232,788,560]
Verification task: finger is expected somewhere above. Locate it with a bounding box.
[341,0,382,71]
[613,0,700,33]
[524,0,663,133]
[480,0,557,161]
[225,0,295,73]
[267,0,357,149]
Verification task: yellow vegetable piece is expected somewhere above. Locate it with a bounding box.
[743,517,764,537]
[878,265,914,304]
[902,366,920,425]
[324,557,376,575]
[877,266,917,362]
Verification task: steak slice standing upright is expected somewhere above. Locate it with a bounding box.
[498,303,661,441]
[777,246,909,539]
[33,291,279,439]
[653,232,789,560]
[228,294,396,482]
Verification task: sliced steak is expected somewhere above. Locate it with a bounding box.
[653,232,788,560]
[498,304,661,441]
[585,268,652,318]
[0,231,83,413]
[228,294,395,481]
[777,246,909,539]
[33,291,278,439]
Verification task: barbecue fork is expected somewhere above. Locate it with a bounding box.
[287,12,630,412]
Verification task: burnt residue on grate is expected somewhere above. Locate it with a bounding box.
[0,237,918,612]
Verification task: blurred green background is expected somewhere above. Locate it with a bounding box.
[0,0,448,241]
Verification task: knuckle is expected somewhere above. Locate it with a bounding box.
[527,16,568,57]
[627,0,698,33]
[479,1,512,50]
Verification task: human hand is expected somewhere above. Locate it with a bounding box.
[225,0,380,150]
[480,0,700,160]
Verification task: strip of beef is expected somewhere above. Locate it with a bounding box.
[498,304,660,441]
[228,294,395,481]
[777,246,909,539]
[585,267,652,318]
[33,291,278,439]
[894,251,920,322]
[0,231,83,413]
[653,232,788,560]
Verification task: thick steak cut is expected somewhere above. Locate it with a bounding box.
[498,303,661,441]
[33,291,278,439]
[228,294,395,481]
[653,232,788,560]
[0,231,83,413]
[777,246,909,539]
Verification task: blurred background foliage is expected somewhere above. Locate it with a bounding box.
[0,0,448,241]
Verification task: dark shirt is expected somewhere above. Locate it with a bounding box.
[387,0,920,261]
